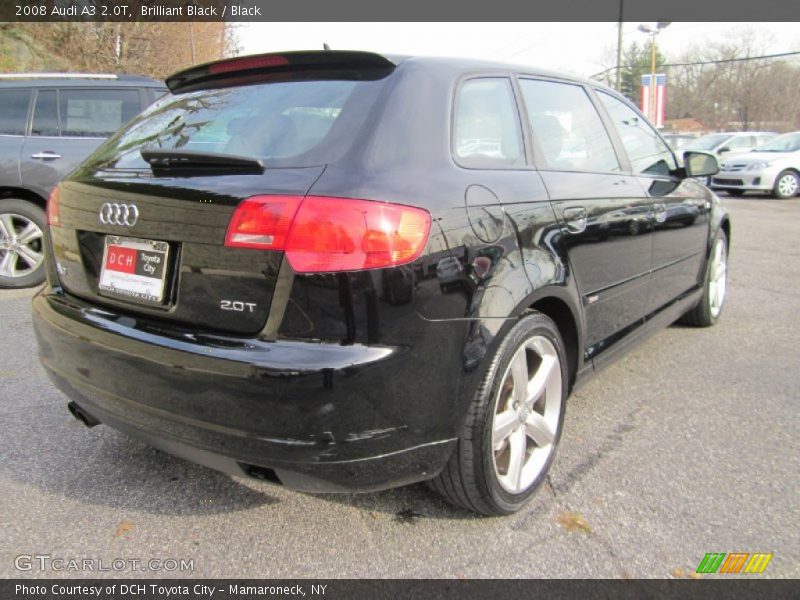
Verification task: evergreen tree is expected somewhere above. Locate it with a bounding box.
[620,40,667,105]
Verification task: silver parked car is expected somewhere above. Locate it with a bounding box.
[0,73,166,288]
[711,132,800,198]
[685,131,777,158]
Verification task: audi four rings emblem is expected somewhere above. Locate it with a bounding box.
[99,203,139,227]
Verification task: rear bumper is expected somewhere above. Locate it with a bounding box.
[32,288,459,492]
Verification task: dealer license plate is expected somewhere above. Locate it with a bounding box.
[98,236,170,303]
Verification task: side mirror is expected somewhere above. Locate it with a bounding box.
[717,146,730,154]
[683,151,719,178]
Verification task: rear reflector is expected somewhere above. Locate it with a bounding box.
[47,186,61,227]
[225,195,431,273]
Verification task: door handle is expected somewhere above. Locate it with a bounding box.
[563,206,588,234]
[31,151,62,160]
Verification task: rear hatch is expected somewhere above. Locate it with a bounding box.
[48,52,394,335]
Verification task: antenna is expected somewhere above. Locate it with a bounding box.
[323,43,331,51]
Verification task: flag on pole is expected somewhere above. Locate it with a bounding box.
[640,73,666,127]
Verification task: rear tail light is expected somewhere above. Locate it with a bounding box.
[224,196,300,250]
[47,186,61,227]
[225,195,431,273]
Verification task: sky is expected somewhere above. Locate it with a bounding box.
[236,22,800,80]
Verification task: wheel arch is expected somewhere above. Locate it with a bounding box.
[773,168,800,198]
[524,289,583,393]
[719,215,731,250]
[0,187,48,211]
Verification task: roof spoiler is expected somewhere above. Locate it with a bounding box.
[165,51,397,93]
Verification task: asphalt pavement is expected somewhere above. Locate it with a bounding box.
[1,195,798,579]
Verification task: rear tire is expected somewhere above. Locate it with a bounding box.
[680,230,728,327]
[0,199,47,289]
[429,312,568,515]
[773,170,799,199]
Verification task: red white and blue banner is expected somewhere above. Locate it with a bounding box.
[641,73,666,128]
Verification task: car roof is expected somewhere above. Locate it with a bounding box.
[0,74,164,88]
[382,54,608,88]
[165,50,611,95]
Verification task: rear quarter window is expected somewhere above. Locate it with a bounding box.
[453,78,525,168]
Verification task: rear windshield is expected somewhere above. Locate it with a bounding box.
[86,78,387,170]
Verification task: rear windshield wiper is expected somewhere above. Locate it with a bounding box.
[141,149,265,176]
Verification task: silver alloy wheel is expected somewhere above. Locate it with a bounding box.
[491,335,562,494]
[776,173,799,197]
[708,237,727,318]
[0,213,44,279]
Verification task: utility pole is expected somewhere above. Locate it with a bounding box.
[637,22,670,124]
[615,0,624,91]
[189,22,196,63]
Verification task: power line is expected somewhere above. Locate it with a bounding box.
[590,50,800,79]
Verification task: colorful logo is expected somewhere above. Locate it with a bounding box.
[696,552,773,574]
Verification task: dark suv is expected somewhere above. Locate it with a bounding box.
[0,74,166,288]
[32,52,729,515]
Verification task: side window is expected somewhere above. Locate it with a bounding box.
[31,90,59,137]
[597,90,676,175]
[756,135,773,147]
[453,78,524,168]
[519,79,619,173]
[0,88,32,135]
[58,89,141,137]
[727,136,753,150]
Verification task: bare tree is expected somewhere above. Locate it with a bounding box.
[666,27,800,132]
[2,22,237,79]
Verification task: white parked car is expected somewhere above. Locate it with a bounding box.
[684,131,777,158]
[710,132,800,198]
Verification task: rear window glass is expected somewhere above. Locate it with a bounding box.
[88,79,386,170]
[0,88,31,135]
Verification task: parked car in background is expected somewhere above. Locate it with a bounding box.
[0,74,166,288]
[684,131,777,158]
[33,51,729,516]
[711,131,800,198]
[680,131,776,184]
[663,134,698,169]
[662,133,696,153]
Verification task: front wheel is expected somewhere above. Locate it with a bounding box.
[773,170,799,199]
[680,230,728,327]
[430,312,567,515]
[0,199,47,289]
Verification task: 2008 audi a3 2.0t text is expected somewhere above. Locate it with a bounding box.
[32,51,730,515]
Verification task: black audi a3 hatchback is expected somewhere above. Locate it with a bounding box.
[32,51,729,515]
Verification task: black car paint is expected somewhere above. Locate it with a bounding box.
[32,55,729,493]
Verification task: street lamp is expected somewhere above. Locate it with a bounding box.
[637,22,670,124]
